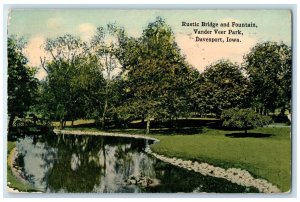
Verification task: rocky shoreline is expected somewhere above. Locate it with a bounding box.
[53,129,282,193]
[125,175,160,187]
[145,146,281,193]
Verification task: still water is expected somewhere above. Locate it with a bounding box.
[14,134,258,193]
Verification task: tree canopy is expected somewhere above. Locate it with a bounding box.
[7,36,38,131]
[40,34,106,129]
[243,41,292,114]
[115,17,196,133]
[198,60,250,117]
[8,17,292,134]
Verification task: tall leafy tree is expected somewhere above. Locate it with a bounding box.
[7,36,38,131]
[116,17,194,133]
[243,42,292,115]
[70,55,106,123]
[41,34,105,129]
[90,24,120,128]
[185,68,206,117]
[199,60,250,117]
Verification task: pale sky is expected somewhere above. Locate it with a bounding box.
[8,9,291,80]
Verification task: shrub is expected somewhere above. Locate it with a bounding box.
[221,108,272,134]
[271,114,291,125]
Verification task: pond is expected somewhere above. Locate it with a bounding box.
[12,134,259,193]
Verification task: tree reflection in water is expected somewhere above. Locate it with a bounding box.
[15,134,259,193]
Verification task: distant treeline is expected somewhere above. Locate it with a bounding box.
[8,17,291,133]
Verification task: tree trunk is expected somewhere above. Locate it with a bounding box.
[102,98,108,129]
[244,128,248,134]
[169,116,175,128]
[8,114,16,132]
[59,120,64,130]
[263,108,268,116]
[71,119,74,127]
[141,113,145,124]
[102,53,111,130]
[146,116,150,135]
[33,115,37,125]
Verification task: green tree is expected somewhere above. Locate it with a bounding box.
[7,36,38,131]
[70,55,106,123]
[186,68,210,117]
[40,60,75,129]
[243,42,292,115]
[116,17,193,133]
[221,108,271,134]
[199,60,250,117]
[41,34,105,129]
[90,24,120,129]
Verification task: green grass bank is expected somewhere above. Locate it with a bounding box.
[149,127,291,192]
[7,141,38,192]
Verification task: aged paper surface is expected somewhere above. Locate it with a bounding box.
[7,9,291,194]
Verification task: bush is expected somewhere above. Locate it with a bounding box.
[221,108,272,134]
[272,114,291,125]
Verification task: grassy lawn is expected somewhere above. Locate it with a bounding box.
[52,119,95,127]
[7,141,16,155]
[150,127,291,192]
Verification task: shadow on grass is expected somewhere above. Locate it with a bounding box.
[150,127,204,135]
[66,123,96,128]
[65,121,208,135]
[225,133,272,138]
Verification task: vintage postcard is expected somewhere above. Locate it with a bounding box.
[6,9,292,194]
